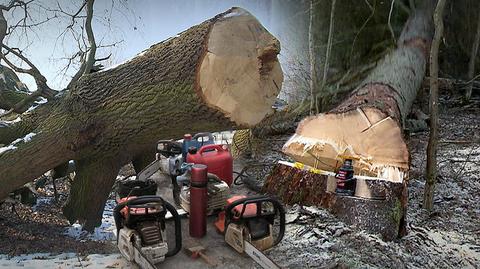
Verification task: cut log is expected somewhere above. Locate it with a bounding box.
[0,7,283,230]
[263,161,407,240]
[282,2,435,180]
[265,1,436,239]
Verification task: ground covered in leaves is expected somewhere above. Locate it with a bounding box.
[0,178,117,256]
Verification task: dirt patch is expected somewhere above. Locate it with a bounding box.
[0,177,116,256]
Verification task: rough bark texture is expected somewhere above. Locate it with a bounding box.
[0,7,283,230]
[0,65,32,113]
[424,0,446,211]
[263,163,407,240]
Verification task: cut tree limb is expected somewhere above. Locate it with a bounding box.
[0,7,283,231]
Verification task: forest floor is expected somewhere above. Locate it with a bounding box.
[0,93,478,268]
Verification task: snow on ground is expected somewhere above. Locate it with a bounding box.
[0,253,132,268]
[64,199,117,242]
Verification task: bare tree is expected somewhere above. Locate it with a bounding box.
[308,0,316,114]
[424,0,447,211]
[465,12,480,102]
[318,0,336,113]
[0,0,123,117]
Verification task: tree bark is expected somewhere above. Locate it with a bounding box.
[263,161,407,240]
[0,7,283,230]
[423,0,446,211]
[0,65,35,113]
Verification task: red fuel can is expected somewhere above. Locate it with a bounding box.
[187,144,233,186]
[189,164,208,238]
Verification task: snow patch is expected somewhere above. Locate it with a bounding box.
[223,8,248,18]
[11,132,37,145]
[1,117,21,124]
[26,104,39,112]
[0,73,5,83]
[35,97,48,104]
[64,199,117,242]
[0,253,131,268]
[32,197,54,211]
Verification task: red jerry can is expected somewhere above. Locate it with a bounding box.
[187,144,233,186]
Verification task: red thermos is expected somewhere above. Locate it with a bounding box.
[189,164,208,238]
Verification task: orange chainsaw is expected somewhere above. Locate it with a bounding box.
[215,195,285,269]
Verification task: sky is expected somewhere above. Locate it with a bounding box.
[2,0,291,92]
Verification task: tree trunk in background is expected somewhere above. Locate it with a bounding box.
[318,0,336,113]
[308,0,316,114]
[424,0,446,211]
[0,7,283,230]
[465,12,480,102]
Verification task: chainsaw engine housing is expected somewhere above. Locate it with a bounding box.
[221,196,285,253]
[114,194,182,268]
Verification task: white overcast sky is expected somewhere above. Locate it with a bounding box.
[2,0,283,91]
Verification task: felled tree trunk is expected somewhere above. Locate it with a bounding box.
[282,2,435,180]
[264,162,407,240]
[0,7,283,231]
[265,1,435,239]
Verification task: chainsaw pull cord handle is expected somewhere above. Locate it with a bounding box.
[224,195,286,246]
[113,195,183,256]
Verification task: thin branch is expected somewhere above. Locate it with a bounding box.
[308,0,315,115]
[95,53,111,62]
[83,0,96,75]
[388,0,397,43]
[350,0,376,65]
[319,0,336,113]
[0,44,56,114]
[67,0,95,88]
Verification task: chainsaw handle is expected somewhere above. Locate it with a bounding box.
[224,195,285,246]
[113,195,182,256]
[164,199,182,257]
[157,140,183,157]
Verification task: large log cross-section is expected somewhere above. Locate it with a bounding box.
[282,2,435,181]
[0,7,283,231]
